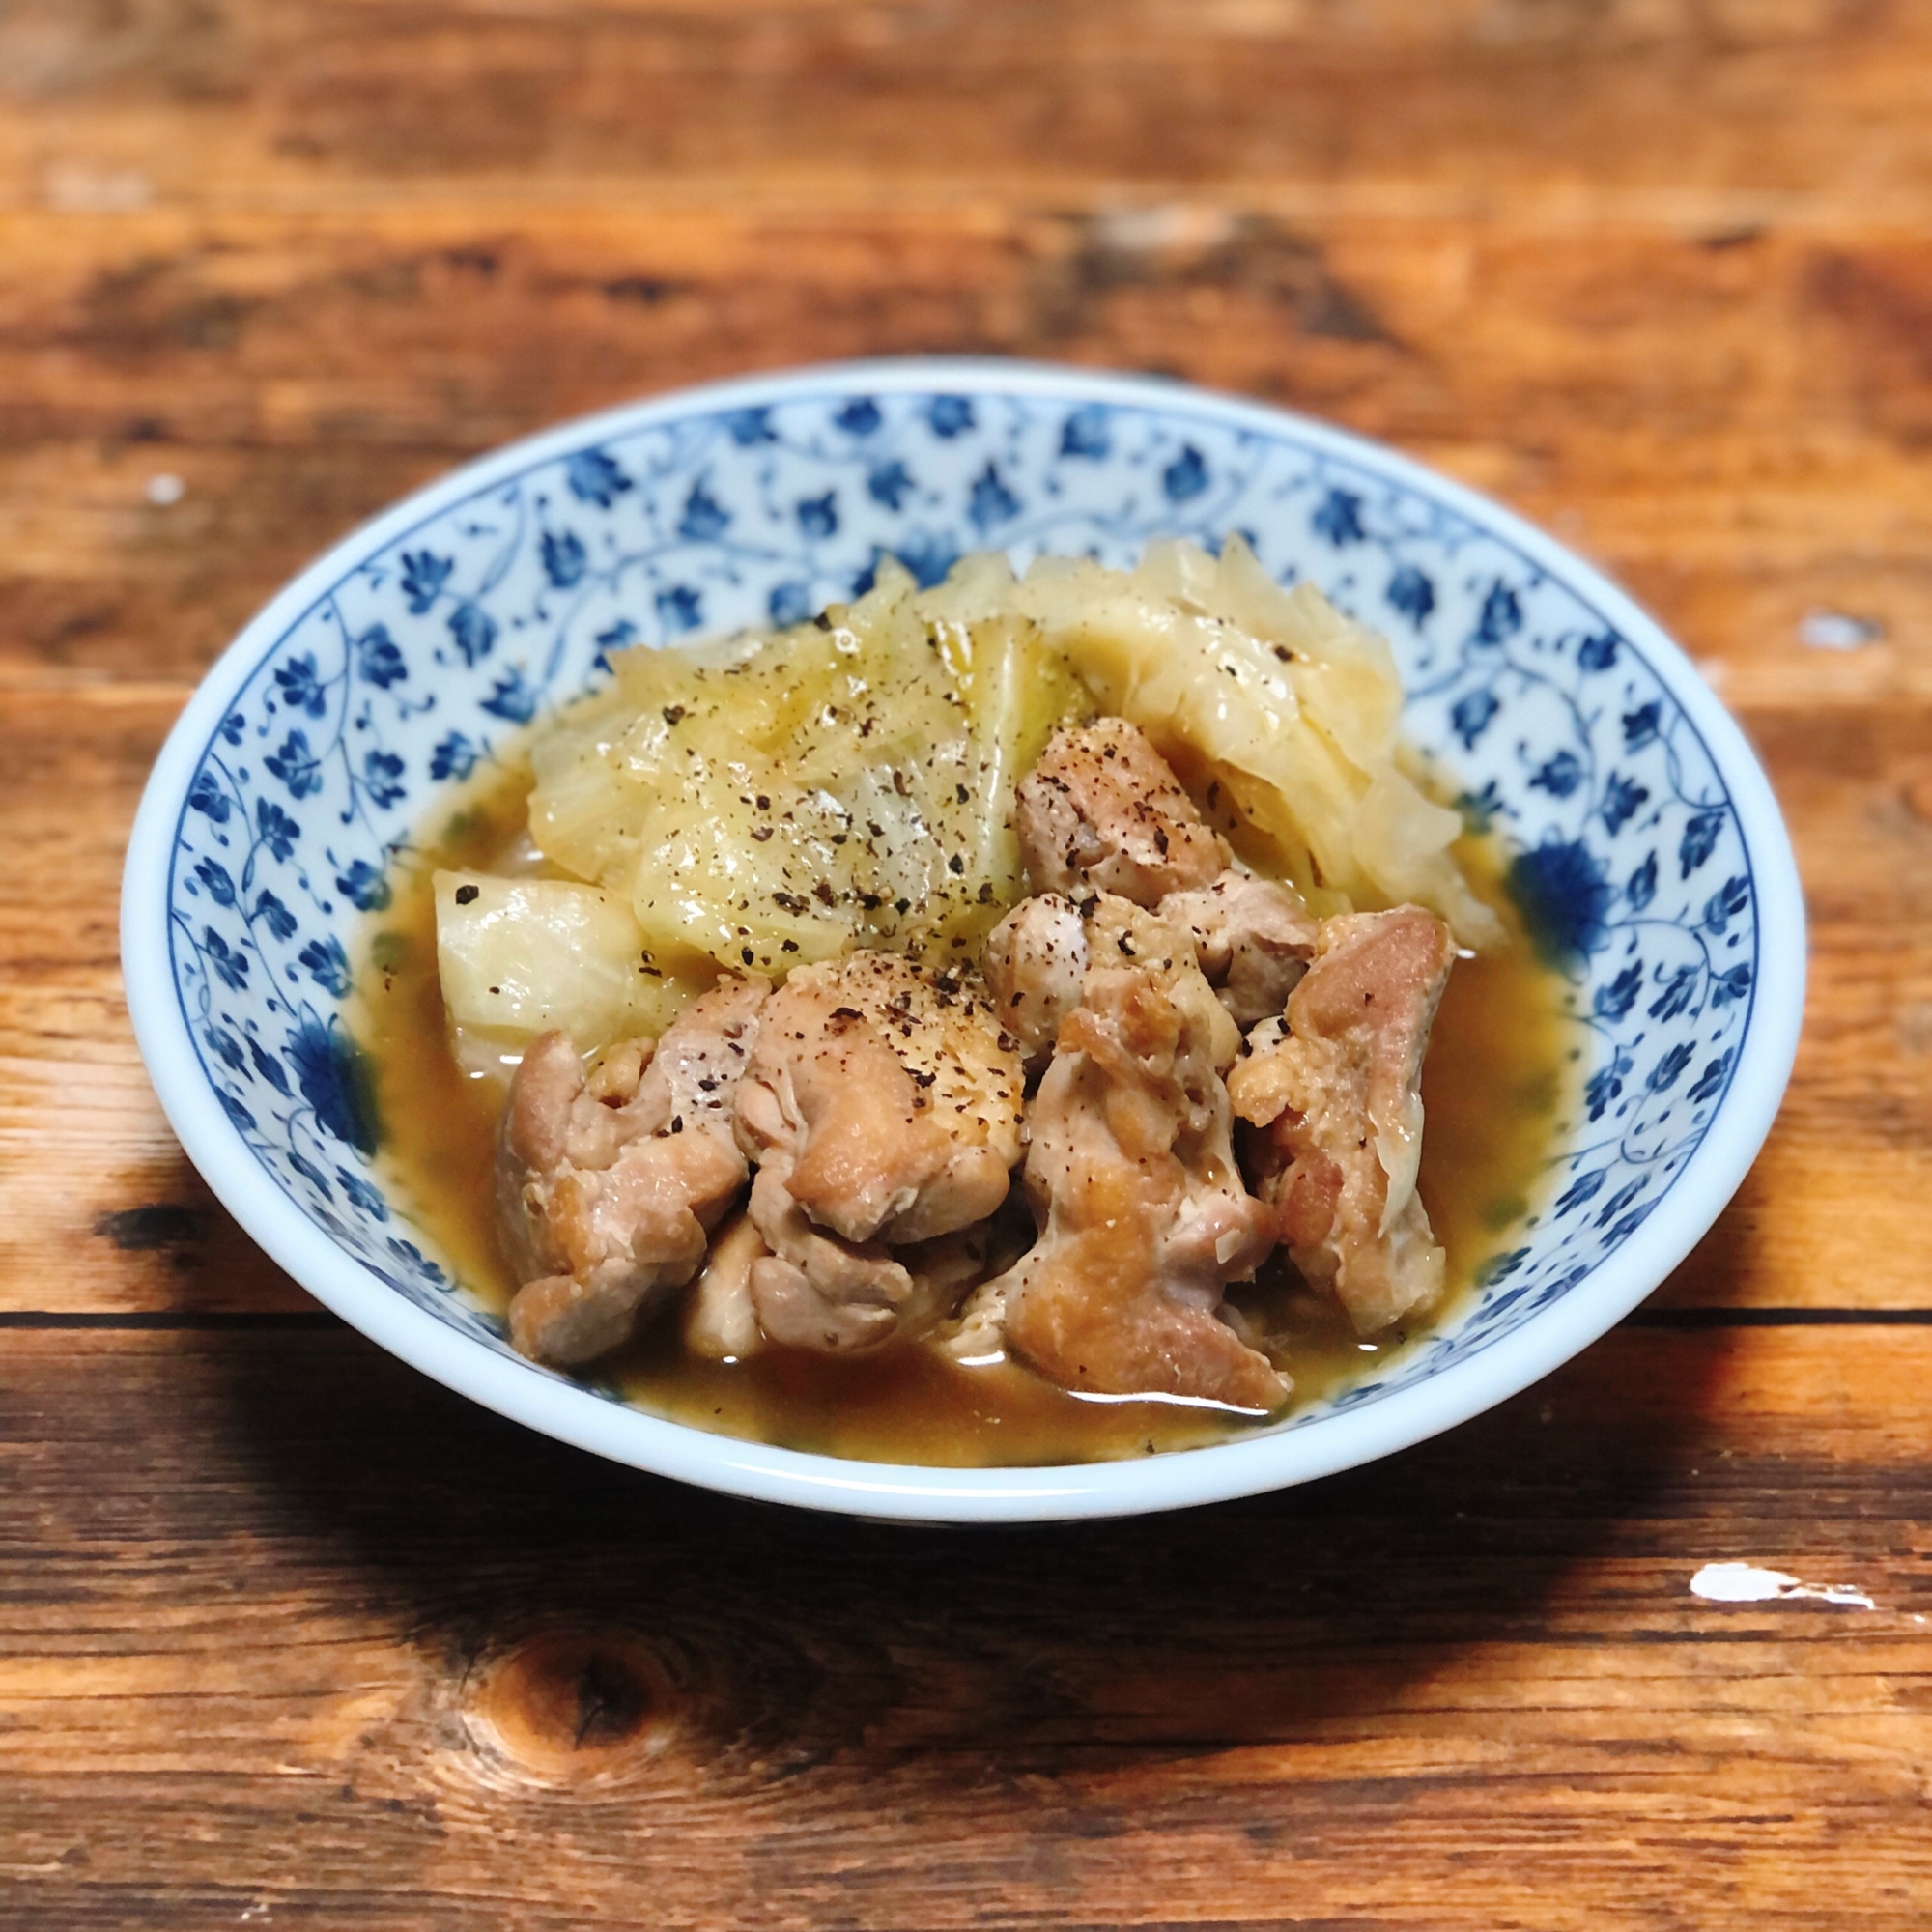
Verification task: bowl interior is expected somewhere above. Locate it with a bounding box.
[155,366,1761,1444]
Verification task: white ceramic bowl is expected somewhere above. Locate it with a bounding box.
[123,359,1804,1521]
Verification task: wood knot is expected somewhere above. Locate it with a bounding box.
[465,1630,670,1782]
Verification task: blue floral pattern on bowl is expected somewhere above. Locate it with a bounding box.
[164,372,1756,1431]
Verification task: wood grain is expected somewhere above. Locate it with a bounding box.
[3,1325,1929,1931]
[4,1,1932,1925]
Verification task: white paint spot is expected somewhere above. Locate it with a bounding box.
[146,473,185,506]
[1090,204,1234,254]
[1798,610,1883,651]
[43,162,153,213]
[1690,1561,1876,1609]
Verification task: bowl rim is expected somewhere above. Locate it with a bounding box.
[122,355,1805,1522]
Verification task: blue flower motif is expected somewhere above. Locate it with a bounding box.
[565,447,632,507]
[399,550,453,614]
[677,480,730,543]
[894,533,959,591]
[1162,445,1208,503]
[796,492,838,541]
[290,1148,332,1198]
[1622,702,1662,751]
[1451,688,1499,750]
[768,580,813,628]
[253,891,297,941]
[193,858,237,906]
[1479,1247,1530,1283]
[218,712,245,747]
[924,396,975,438]
[593,619,639,668]
[188,771,232,823]
[1710,964,1751,1009]
[656,585,703,635]
[1605,1205,1655,1249]
[1688,1050,1735,1104]
[1509,838,1611,968]
[1577,632,1620,672]
[361,749,406,808]
[1529,750,1584,798]
[1473,581,1522,646]
[836,397,882,437]
[1595,1177,1647,1228]
[1679,809,1724,879]
[867,461,914,510]
[336,1167,388,1220]
[481,668,540,724]
[1626,851,1657,912]
[1594,961,1642,1022]
[1311,487,1365,546]
[1647,963,1700,1021]
[1385,564,1435,625]
[968,462,1021,532]
[386,1236,446,1286]
[356,625,406,688]
[1585,1045,1634,1122]
[248,1036,291,1095]
[1702,875,1748,935]
[448,601,497,667]
[286,1016,378,1153]
[273,653,329,719]
[336,860,390,912]
[1059,405,1111,460]
[205,1027,246,1073]
[1600,773,1649,835]
[1647,1041,1694,1094]
[1554,1167,1608,1214]
[540,527,587,590]
[219,1092,257,1134]
[265,730,323,799]
[255,799,298,861]
[204,928,248,990]
[1455,779,1503,834]
[722,407,775,446]
[429,732,477,782]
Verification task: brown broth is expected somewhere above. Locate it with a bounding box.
[354,761,1579,1467]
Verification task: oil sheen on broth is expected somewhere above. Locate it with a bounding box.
[355,763,1580,1467]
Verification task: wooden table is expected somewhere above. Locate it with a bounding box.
[5,6,1930,1925]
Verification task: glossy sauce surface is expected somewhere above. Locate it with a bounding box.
[355,763,1580,1466]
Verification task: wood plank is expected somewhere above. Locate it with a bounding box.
[3,0,1931,212]
[3,206,1929,701]
[2,1324,1928,1929]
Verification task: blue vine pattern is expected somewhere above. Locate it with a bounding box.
[166,382,1760,1429]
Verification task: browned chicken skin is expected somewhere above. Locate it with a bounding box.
[975,897,1288,1410]
[732,952,1024,1352]
[1016,719,1228,904]
[1011,718,1317,1032]
[1158,868,1321,1027]
[1228,907,1456,1335]
[498,974,770,1367]
[980,891,1090,1069]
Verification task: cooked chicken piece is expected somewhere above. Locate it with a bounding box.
[981,892,1089,1068]
[1016,719,1228,905]
[733,952,1025,1351]
[743,1165,915,1352]
[1227,907,1456,1334]
[744,1183,998,1354]
[682,1208,768,1360]
[1159,869,1321,1027]
[498,975,769,1367]
[977,899,1286,1409]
